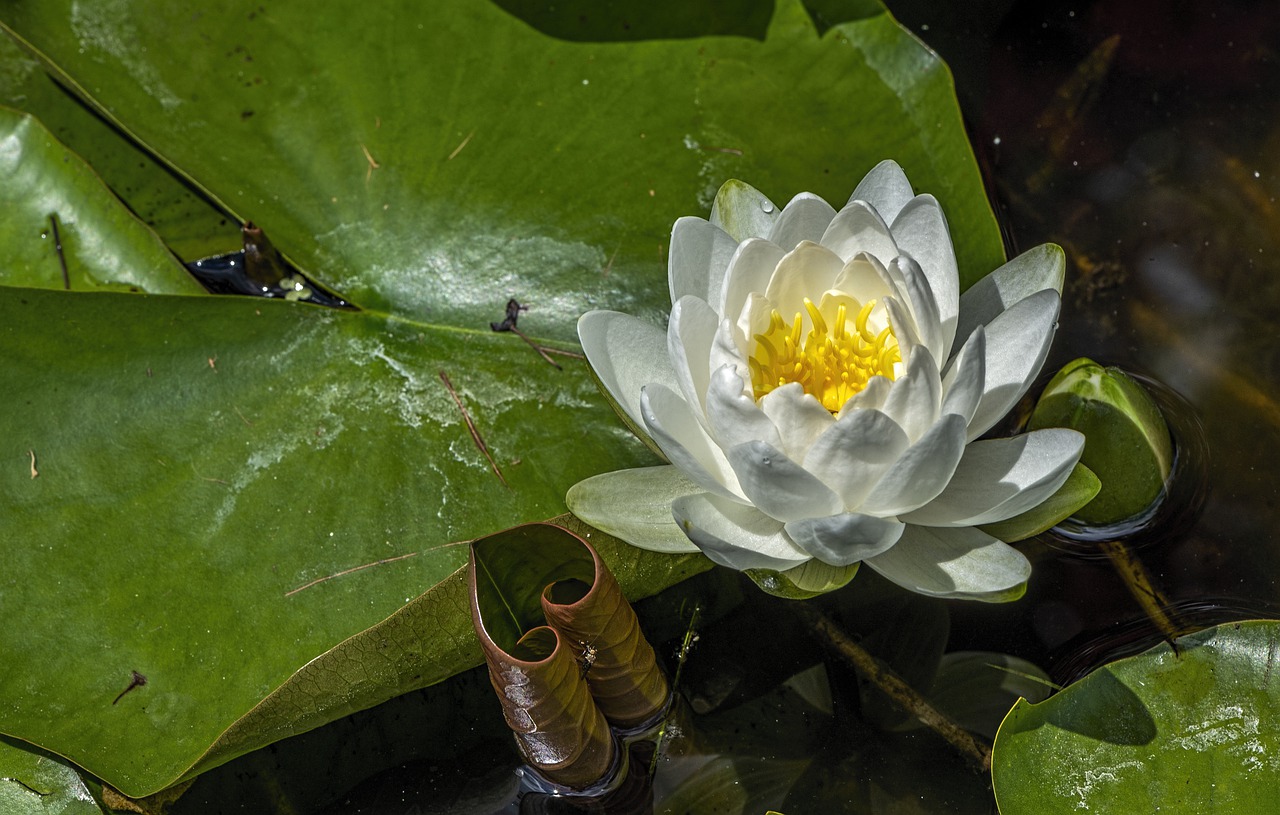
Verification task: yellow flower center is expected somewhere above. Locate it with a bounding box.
[748,298,900,413]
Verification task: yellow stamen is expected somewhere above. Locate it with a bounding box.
[748,297,900,413]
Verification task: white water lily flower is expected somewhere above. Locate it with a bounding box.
[569,161,1083,601]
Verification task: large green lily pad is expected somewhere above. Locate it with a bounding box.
[993,620,1280,814]
[0,0,1003,798]
[1,0,1002,332]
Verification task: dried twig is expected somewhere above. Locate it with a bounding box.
[285,551,420,597]
[448,130,475,160]
[361,143,380,181]
[439,370,509,487]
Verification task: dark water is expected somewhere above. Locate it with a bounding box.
[173,1,1280,812]
[906,0,1280,681]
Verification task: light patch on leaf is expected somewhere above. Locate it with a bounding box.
[69,0,183,110]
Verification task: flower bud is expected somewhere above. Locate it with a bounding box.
[1028,358,1173,525]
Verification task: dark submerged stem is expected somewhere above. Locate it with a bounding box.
[794,604,992,772]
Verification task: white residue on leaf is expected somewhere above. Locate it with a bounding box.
[70,0,184,110]
[317,211,605,333]
[1058,757,1146,811]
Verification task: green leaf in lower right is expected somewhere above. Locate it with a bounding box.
[992,620,1280,814]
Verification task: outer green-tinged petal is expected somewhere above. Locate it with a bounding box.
[672,493,810,571]
[965,289,1061,441]
[901,429,1084,527]
[891,194,959,361]
[767,193,837,251]
[744,558,860,600]
[726,441,843,522]
[940,326,985,423]
[566,466,702,554]
[784,513,905,566]
[979,463,1101,542]
[668,295,720,416]
[709,178,779,243]
[865,525,1031,602]
[860,414,967,515]
[954,243,1065,352]
[881,346,941,443]
[640,384,741,500]
[759,382,834,462]
[578,310,676,433]
[668,216,739,308]
[849,159,914,224]
[819,199,898,264]
[803,408,909,507]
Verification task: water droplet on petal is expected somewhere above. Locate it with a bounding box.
[762,201,775,214]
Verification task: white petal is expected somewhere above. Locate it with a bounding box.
[884,295,922,366]
[892,194,959,362]
[726,441,843,522]
[578,311,677,432]
[850,160,914,224]
[839,375,893,415]
[759,383,834,461]
[641,384,743,500]
[865,525,1031,602]
[709,179,780,243]
[668,295,720,415]
[881,345,941,443]
[891,255,944,364]
[803,408,910,508]
[764,241,846,318]
[900,429,1085,527]
[832,254,893,303]
[712,315,755,395]
[965,289,1061,441]
[819,199,899,265]
[768,193,838,251]
[785,513,905,566]
[672,492,810,571]
[566,466,702,553]
[860,413,967,516]
[668,216,740,307]
[705,365,782,450]
[940,325,986,425]
[954,243,1065,352]
[720,237,785,325]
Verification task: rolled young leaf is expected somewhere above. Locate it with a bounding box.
[541,541,671,730]
[470,530,616,790]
